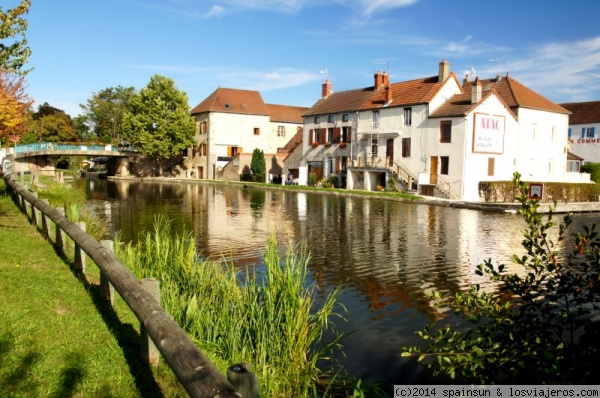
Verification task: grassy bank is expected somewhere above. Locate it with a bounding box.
[0,179,187,397]
[115,218,364,397]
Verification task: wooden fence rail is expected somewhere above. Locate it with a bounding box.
[4,174,258,398]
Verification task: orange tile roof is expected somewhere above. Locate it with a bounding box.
[431,75,569,118]
[190,87,269,116]
[265,104,309,123]
[559,101,600,124]
[303,74,456,117]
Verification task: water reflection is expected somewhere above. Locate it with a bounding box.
[85,179,600,387]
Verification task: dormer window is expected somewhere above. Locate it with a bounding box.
[224,103,230,109]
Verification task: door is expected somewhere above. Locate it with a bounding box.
[430,156,438,184]
[386,139,394,167]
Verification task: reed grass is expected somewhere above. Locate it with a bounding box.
[116,217,347,397]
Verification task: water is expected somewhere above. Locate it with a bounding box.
[85,178,600,387]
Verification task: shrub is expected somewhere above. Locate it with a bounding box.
[308,172,318,187]
[404,172,600,384]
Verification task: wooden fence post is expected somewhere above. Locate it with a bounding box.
[227,363,259,398]
[30,191,39,228]
[141,278,160,366]
[54,207,65,254]
[99,240,115,306]
[41,199,51,238]
[74,221,86,274]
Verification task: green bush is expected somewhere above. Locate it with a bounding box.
[581,162,600,183]
[405,172,600,384]
[308,172,318,187]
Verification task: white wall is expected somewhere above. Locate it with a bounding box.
[569,122,600,163]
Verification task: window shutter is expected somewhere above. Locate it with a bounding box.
[334,127,341,143]
[582,127,586,138]
[347,127,352,143]
[592,127,596,138]
[309,129,313,145]
[320,128,326,144]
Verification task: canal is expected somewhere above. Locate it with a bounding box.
[85,178,600,387]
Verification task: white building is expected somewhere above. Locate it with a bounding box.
[560,100,600,165]
[300,60,591,201]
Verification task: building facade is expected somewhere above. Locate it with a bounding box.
[188,87,306,181]
[560,100,600,164]
[299,60,591,201]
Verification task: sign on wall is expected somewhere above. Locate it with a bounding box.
[472,113,505,154]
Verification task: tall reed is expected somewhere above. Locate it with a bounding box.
[116,217,346,397]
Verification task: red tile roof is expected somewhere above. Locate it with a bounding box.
[190,87,269,116]
[265,104,309,123]
[431,75,569,118]
[303,74,458,117]
[559,101,600,124]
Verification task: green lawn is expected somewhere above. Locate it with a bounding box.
[0,180,187,397]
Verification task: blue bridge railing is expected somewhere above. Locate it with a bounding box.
[15,142,119,154]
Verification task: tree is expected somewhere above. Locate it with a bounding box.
[79,86,136,144]
[72,114,93,142]
[403,172,600,384]
[121,75,195,175]
[0,69,32,143]
[250,148,266,182]
[581,162,600,184]
[31,102,77,142]
[0,0,32,75]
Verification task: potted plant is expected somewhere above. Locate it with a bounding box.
[325,141,332,147]
[339,141,347,148]
[311,141,319,148]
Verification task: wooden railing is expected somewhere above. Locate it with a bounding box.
[3,173,258,398]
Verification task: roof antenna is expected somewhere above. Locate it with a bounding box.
[320,68,328,77]
[374,62,389,74]
[489,57,501,76]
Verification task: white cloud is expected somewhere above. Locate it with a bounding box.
[205,5,225,18]
[215,67,321,91]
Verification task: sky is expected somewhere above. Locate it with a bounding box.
[13,0,600,118]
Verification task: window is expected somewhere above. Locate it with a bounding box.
[583,127,596,138]
[440,156,449,175]
[328,115,335,123]
[277,126,285,137]
[371,139,378,156]
[440,121,452,143]
[314,116,321,124]
[551,126,556,143]
[404,107,412,126]
[532,124,538,141]
[488,157,495,176]
[548,159,554,175]
[568,128,572,139]
[254,127,260,135]
[342,126,351,142]
[372,111,380,128]
[227,146,240,157]
[402,138,411,157]
[327,128,334,143]
[199,121,207,134]
[342,113,349,122]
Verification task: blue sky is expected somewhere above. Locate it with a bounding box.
[17,0,600,117]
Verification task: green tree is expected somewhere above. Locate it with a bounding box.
[31,102,77,142]
[250,148,266,182]
[72,114,93,142]
[403,172,600,384]
[0,0,32,75]
[581,162,600,184]
[79,86,136,144]
[121,75,195,176]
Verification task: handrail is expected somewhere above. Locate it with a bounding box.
[436,174,454,199]
[4,174,244,398]
[15,142,119,154]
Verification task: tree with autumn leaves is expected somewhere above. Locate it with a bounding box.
[1,0,33,144]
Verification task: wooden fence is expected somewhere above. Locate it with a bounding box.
[3,174,259,398]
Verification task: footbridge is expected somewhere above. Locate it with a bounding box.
[6,142,139,177]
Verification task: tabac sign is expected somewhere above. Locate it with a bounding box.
[472,113,505,154]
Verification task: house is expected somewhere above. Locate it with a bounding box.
[559,100,600,164]
[300,60,591,201]
[188,87,307,181]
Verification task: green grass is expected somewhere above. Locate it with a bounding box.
[0,179,187,397]
[116,217,349,397]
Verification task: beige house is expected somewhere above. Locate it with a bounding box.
[188,87,306,181]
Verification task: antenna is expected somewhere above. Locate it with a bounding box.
[374,61,388,74]
[320,68,328,76]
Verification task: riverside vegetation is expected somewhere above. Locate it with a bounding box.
[404,173,600,384]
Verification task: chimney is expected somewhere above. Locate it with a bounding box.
[374,70,384,89]
[471,77,482,104]
[322,79,332,98]
[463,72,471,85]
[438,59,449,82]
[385,85,392,104]
[382,71,389,87]
[496,73,502,82]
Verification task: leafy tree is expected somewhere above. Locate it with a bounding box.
[72,114,93,142]
[79,86,136,144]
[250,148,266,182]
[581,162,600,184]
[403,172,600,384]
[121,75,195,176]
[0,69,32,143]
[0,0,31,75]
[31,102,77,142]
